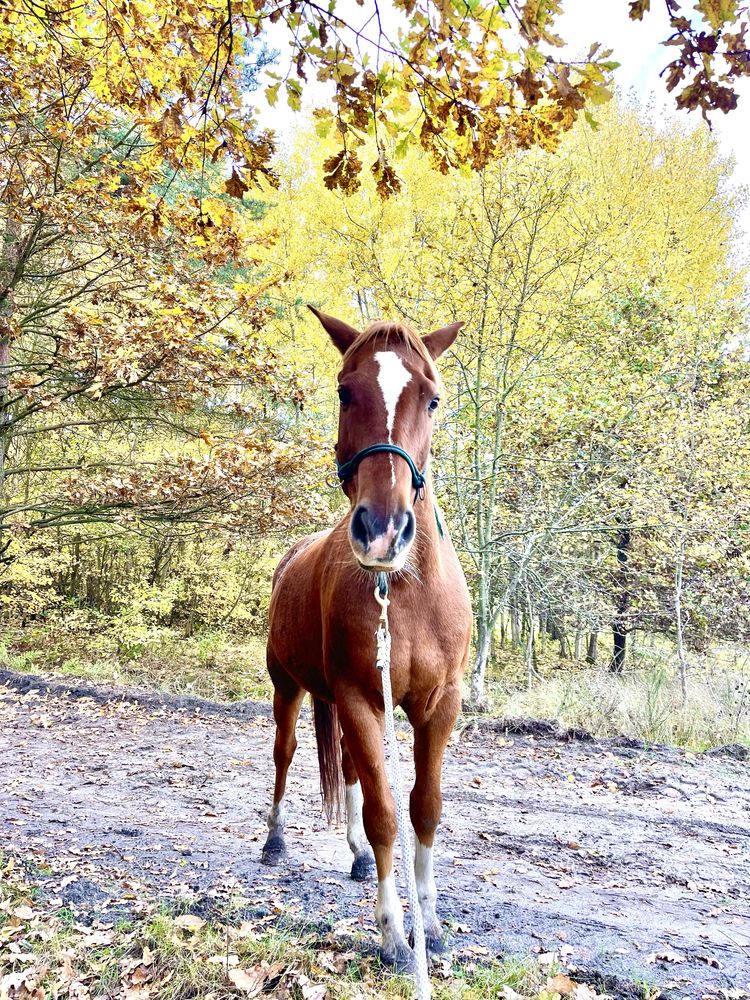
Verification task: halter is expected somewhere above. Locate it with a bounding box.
[335,444,427,498]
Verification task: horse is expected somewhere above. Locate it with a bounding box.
[262,307,472,969]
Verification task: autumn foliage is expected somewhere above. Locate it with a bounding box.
[1,1,749,704]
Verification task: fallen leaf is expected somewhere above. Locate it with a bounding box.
[228,962,283,996]
[173,914,205,933]
[547,974,577,994]
[696,953,722,969]
[207,954,239,968]
[297,974,327,1000]
[647,949,685,964]
[572,986,600,1000]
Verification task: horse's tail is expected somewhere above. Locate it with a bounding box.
[312,697,344,825]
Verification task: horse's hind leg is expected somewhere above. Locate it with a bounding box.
[341,735,376,882]
[262,658,305,866]
[409,682,462,954]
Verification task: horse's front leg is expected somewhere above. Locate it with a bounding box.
[336,689,413,971]
[410,682,462,954]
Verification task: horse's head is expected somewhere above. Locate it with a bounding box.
[310,308,462,572]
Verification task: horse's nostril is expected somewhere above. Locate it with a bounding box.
[397,510,415,548]
[351,506,372,549]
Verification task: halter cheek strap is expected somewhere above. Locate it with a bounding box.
[335,444,427,497]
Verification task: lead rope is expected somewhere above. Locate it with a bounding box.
[374,574,432,1000]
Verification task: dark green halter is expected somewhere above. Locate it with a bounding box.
[336,443,446,541]
[335,443,427,497]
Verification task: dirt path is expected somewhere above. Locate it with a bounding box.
[1,669,749,999]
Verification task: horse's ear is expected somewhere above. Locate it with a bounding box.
[307,305,360,355]
[422,321,464,359]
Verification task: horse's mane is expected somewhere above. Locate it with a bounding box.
[342,320,435,370]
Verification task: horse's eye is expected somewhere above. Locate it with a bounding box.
[337,385,351,407]
[428,396,440,413]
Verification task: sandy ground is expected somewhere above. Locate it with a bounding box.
[1,668,749,999]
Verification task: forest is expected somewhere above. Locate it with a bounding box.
[1,2,750,999]
[2,97,748,743]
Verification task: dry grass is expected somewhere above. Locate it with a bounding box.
[1,624,271,703]
[4,620,749,750]
[486,639,750,750]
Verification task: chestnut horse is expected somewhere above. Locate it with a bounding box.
[262,308,472,969]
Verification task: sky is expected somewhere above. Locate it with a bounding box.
[256,0,750,237]
[557,0,750,236]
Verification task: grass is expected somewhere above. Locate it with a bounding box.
[1,623,271,703]
[485,636,750,750]
[0,854,570,1000]
[3,617,750,750]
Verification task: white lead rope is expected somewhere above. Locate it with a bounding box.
[374,583,432,1000]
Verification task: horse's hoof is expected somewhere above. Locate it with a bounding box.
[410,924,445,955]
[425,932,445,955]
[380,942,415,973]
[350,851,376,882]
[261,833,286,866]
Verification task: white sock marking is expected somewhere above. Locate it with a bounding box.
[267,798,286,832]
[345,782,368,856]
[375,351,412,487]
[376,873,406,948]
[414,841,438,927]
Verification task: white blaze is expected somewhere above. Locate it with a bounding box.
[375,351,412,486]
[267,798,286,831]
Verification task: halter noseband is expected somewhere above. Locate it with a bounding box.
[335,444,426,498]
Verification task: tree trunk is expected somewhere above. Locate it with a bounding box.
[471,623,491,707]
[609,523,632,673]
[470,572,491,707]
[524,588,536,689]
[525,618,535,689]
[549,611,571,659]
[675,537,688,703]
[0,211,21,527]
[586,632,598,665]
[510,604,521,649]
[611,630,627,673]
[574,626,583,661]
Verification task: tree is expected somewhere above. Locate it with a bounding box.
[2,1,748,205]
[258,100,747,705]
[0,25,325,613]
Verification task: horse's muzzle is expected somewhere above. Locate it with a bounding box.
[350,505,415,570]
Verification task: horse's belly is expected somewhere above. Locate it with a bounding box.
[267,546,332,701]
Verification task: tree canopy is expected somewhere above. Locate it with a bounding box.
[1,0,748,208]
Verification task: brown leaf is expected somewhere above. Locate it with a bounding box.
[547,974,577,995]
[225,169,249,200]
[647,949,685,964]
[228,962,283,995]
